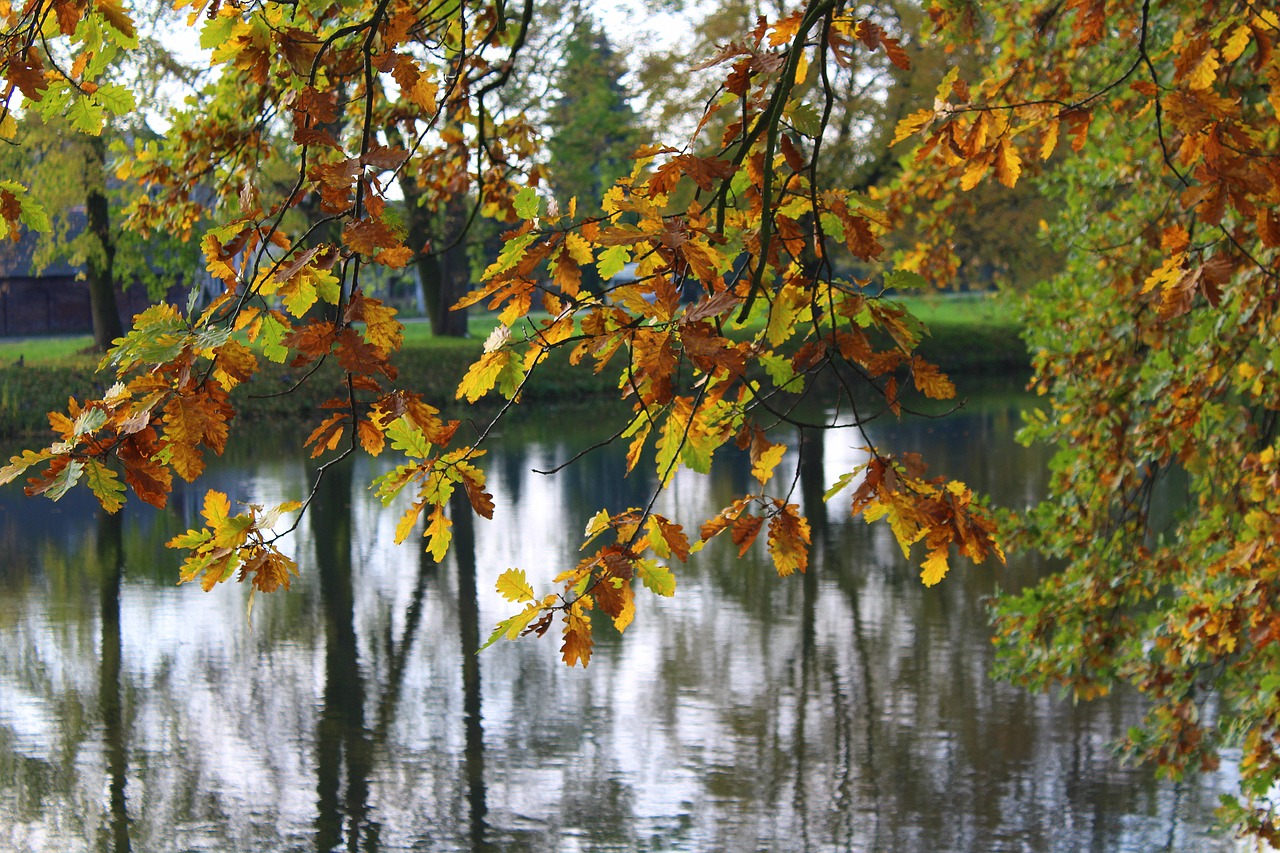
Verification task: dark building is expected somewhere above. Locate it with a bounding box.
[0,212,184,338]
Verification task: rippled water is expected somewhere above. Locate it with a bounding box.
[0,390,1238,851]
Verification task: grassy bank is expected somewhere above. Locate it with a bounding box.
[0,294,1027,439]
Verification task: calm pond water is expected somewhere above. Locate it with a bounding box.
[0,388,1240,852]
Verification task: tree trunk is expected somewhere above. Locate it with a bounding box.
[412,189,470,337]
[86,135,123,351]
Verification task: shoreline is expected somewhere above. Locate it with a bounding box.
[0,320,1028,440]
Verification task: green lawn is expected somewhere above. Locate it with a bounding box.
[0,334,98,367]
[897,291,1019,327]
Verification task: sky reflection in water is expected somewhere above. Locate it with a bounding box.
[0,391,1239,852]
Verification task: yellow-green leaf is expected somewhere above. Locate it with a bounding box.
[83,459,126,514]
[496,568,536,603]
[636,559,676,596]
[424,504,452,562]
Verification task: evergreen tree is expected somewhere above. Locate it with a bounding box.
[546,19,641,214]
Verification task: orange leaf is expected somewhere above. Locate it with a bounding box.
[561,609,594,667]
[767,503,811,577]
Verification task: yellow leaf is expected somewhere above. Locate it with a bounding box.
[202,489,231,528]
[409,77,438,112]
[888,506,925,558]
[95,0,135,38]
[793,51,809,86]
[921,549,950,586]
[0,112,16,141]
[959,156,989,191]
[767,503,811,577]
[1142,253,1186,294]
[1222,25,1251,63]
[751,440,786,486]
[612,585,636,632]
[934,66,959,103]
[1039,120,1059,160]
[561,607,593,667]
[581,508,612,547]
[456,351,511,402]
[423,504,452,562]
[361,299,403,351]
[1187,48,1219,90]
[995,139,1022,188]
[892,108,935,146]
[496,568,536,603]
[395,501,424,544]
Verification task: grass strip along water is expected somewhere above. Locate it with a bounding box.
[0,296,1027,439]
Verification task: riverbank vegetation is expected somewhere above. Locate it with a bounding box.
[0,293,1026,437]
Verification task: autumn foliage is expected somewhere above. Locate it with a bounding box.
[1,0,1003,668]
[11,0,1280,841]
[884,0,1280,840]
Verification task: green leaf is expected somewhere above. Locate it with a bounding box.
[168,528,213,550]
[94,84,136,115]
[371,463,421,504]
[200,13,237,50]
[66,96,107,135]
[787,101,822,137]
[482,232,537,279]
[823,471,855,502]
[83,460,126,513]
[597,245,631,280]
[258,313,289,363]
[72,406,107,437]
[45,459,85,501]
[17,197,50,233]
[480,602,545,651]
[515,185,540,220]
[0,449,54,485]
[883,269,928,291]
[759,352,796,387]
[387,416,433,458]
[636,559,676,596]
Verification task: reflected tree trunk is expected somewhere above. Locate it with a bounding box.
[793,431,825,852]
[312,462,380,852]
[96,510,131,853]
[372,539,439,744]
[451,491,489,850]
[798,429,828,545]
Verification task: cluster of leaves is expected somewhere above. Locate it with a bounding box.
[887,0,1280,839]
[0,0,138,239]
[0,3,1007,675]
[448,6,1006,663]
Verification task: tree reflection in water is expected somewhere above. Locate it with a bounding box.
[451,489,489,851]
[97,510,131,853]
[312,461,379,851]
[0,394,1244,851]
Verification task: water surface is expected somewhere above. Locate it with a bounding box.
[0,391,1237,851]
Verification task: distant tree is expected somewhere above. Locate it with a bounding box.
[0,6,205,350]
[545,17,642,215]
[0,113,125,350]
